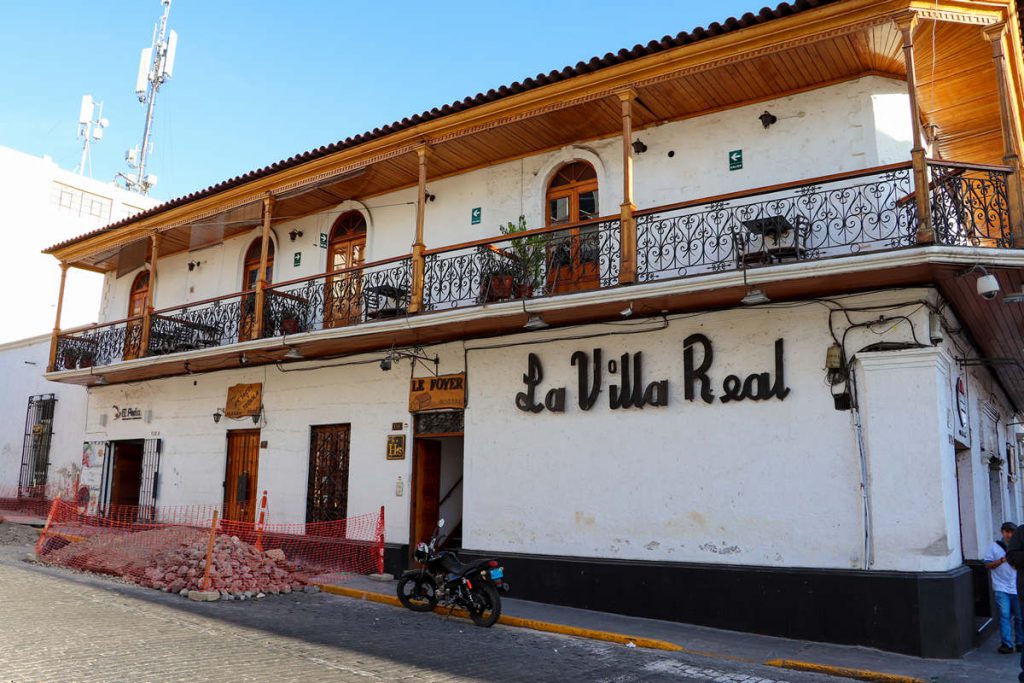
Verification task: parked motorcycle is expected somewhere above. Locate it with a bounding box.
[397,518,509,627]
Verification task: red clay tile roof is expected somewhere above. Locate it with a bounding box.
[45,0,841,255]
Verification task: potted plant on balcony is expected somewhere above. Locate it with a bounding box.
[480,256,515,302]
[78,349,96,368]
[278,304,304,335]
[500,215,546,299]
[60,346,80,371]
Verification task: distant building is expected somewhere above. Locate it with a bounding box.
[0,147,157,502]
[0,145,158,343]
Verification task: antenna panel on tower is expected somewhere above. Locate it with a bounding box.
[78,95,94,125]
[163,30,178,78]
[136,47,153,96]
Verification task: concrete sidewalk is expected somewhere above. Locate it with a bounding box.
[333,574,1018,683]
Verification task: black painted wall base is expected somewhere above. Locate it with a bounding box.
[451,549,974,659]
[383,543,409,578]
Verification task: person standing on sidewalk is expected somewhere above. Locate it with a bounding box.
[990,522,1024,655]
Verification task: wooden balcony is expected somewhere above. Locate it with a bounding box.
[48,159,1016,383]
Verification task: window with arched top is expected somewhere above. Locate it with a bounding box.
[545,161,600,293]
[242,238,275,292]
[325,211,367,328]
[546,161,599,226]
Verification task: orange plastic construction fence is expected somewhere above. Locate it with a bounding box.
[0,484,70,522]
[35,499,385,595]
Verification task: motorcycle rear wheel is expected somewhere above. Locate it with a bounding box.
[468,582,502,627]
[397,573,438,612]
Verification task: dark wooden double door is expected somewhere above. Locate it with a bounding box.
[224,430,260,522]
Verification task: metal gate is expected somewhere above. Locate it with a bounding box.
[307,424,350,523]
[18,394,56,495]
[138,438,161,520]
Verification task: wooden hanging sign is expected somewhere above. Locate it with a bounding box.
[409,373,466,412]
[226,383,263,418]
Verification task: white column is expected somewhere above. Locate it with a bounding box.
[855,347,962,571]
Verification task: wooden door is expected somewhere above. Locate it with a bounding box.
[124,272,149,360]
[545,162,600,294]
[307,424,351,523]
[240,239,274,341]
[410,439,441,549]
[325,213,366,328]
[224,429,260,523]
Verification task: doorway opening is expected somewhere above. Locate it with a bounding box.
[98,439,161,518]
[410,411,464,554]
[224,429,260,522]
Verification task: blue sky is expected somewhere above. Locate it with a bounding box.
[0,1,763,202]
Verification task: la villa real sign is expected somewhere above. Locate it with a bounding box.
[515,334,790,413]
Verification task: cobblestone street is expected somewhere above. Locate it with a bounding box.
[0,544,846,683]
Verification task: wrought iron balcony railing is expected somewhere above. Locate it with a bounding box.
[929,161,1012,248]
[260,257,412,338]
[54,317,145,371]
[636,163,919,282]
[49,159,1015,373]
[422,217,621,311]
[148,293,249,356]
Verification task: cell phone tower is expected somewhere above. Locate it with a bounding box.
[117,0,178,195]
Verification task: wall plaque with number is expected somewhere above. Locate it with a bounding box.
[226,383,263,418]
[387,435,406,460]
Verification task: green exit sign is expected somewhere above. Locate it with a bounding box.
[728,149,743,171]
[293,252,301,267]
[471,207,482,225]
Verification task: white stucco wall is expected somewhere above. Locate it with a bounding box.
[77,287,1006,574]
[0,335,89,492]
[97,75,912,323]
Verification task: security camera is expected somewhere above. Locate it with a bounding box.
[977,273,1000,300]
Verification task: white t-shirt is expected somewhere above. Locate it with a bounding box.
[985,541,1018,595]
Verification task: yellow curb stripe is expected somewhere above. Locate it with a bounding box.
[765,658,927,683]
[314,583,682,652]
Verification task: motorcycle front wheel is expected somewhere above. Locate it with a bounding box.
[467,582,502,627]
[397,573,438,612]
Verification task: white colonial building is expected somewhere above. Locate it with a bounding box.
[32,0,1024,658]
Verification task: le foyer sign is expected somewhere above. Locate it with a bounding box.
[515,334,790,414]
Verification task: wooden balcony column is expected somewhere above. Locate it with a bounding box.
[139,232,161,357]
[983,23,1024,247]
[254,193,275,336]
[895,12,934,244]
[409,144,430,314]
[46,262,70,372]
[618,89,638,285]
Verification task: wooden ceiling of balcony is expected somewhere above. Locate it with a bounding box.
[916,19,1006,165]
[62,8,1012,273]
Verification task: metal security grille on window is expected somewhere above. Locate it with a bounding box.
[19,395,56,493]
[307,425,350,524]
[415,411,464,435]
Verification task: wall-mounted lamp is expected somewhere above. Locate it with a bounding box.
[379,346,439,373]
[740,287,770,305]
[187,260,201,271]
[631,139,648,154]
[213,409,223,424]
[758,111,778,129]
[94,375,109,386]
[288,229,304,242]
[425,193,436,203]
[239,353,250,366]
[619,302,633,318]
[252,409,261,425]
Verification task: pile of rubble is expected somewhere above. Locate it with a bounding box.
[40,527,306,598]
[143,534,306,597]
